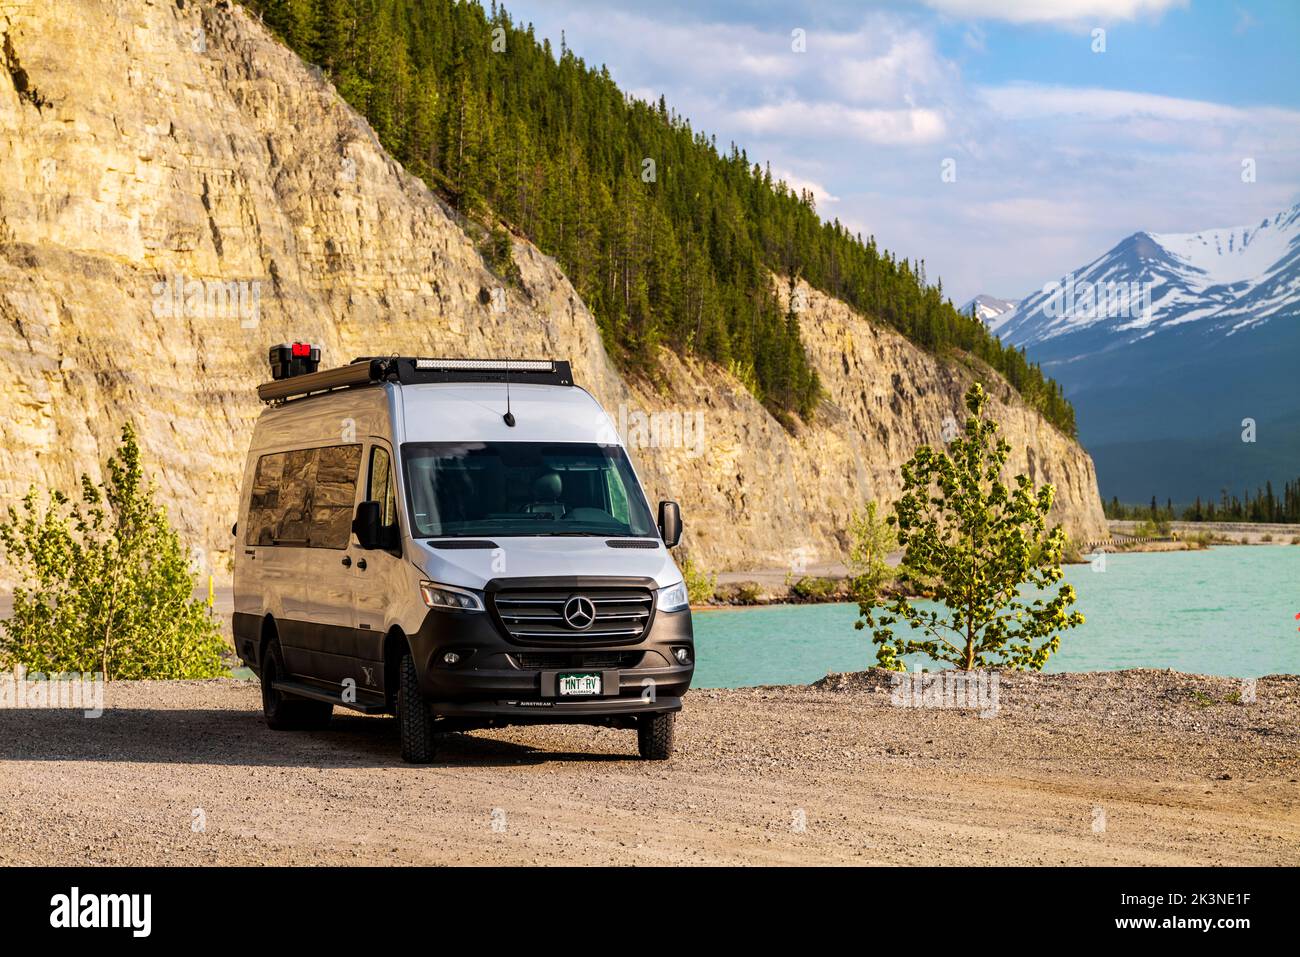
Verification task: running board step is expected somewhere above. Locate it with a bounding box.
[272,679,388,715]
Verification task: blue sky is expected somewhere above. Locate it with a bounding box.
[502,0,1300,304]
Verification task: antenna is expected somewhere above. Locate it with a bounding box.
[503,358,516,427]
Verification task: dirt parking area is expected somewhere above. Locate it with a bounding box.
[0,670,1296,865]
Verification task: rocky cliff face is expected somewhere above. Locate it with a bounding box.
[0,0,1105,584]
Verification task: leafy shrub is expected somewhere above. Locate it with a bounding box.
[845,501,896,600]
[716,581,763,605]
[680,555,717,605]
[0,424,227,679]
[856,383,1084,671]
[480,224,521,285]
[790,576,838,601]
[1060,536,1085,564]
[1133,518,1170,538]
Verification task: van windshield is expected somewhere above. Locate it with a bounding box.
[401,442,657,538]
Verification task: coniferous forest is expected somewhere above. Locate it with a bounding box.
[241,0,1077,435]
[1105,478,1300,524]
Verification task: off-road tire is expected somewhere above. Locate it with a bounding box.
[398,650,438,763]
[637,712,675,760]
[261,638,333,731]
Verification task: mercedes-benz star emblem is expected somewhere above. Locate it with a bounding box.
[563,595,596,630]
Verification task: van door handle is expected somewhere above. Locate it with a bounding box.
[357,558,367,571]
[341,556,352,568]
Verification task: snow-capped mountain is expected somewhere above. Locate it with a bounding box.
[999,203,1300,348]
[995,203,1300,504]
[958,294,1019,331]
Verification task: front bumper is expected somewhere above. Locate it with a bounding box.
[407,602,694,722]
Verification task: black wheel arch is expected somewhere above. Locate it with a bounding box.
[383,627,410,707]
[252,614,278,677]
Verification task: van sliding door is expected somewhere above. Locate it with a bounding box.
[298,444,363,685]
[350,442,402,695]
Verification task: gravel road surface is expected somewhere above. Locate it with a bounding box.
[1,670,1295,865]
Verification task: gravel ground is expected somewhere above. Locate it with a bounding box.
[0,670,1295,866]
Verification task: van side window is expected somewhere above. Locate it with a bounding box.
[246,452,285,546]
[278,447,316,544]
[368,446,399,538]
[312,445,363,548]
[245,445,361,548]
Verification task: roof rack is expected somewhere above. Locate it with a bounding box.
[257,357,574,404]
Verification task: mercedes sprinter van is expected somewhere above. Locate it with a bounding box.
[232,348,693,762]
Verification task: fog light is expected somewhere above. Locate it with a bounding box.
[443,651,461,665]
[673,647,691,665]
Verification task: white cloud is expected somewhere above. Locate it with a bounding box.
[978,84,1300,158]
[527,9,801,91]
[922,0,1187,25]
[981,84,1252,123]
[836,31,953,105]
[733,101,947,145]
[965,197,1095,230]
[772,169,840,206]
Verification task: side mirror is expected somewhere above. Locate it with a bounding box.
[657,500,682,549]
[353,501,382,549]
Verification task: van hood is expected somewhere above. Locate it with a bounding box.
[411,537,682,591]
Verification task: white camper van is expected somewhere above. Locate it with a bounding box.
[233,347,694,763]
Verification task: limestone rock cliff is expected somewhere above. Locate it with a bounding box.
[0,0,1106,583]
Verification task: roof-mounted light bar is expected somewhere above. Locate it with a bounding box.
[414,358,555,373]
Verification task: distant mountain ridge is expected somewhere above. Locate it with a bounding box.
[982,203,1300,503]
[958,294,1019,330]
[999,203,1300,347]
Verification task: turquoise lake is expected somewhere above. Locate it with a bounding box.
[690,547,1300,687]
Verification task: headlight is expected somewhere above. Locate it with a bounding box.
[656,581,689,612]
[420,581,484,612]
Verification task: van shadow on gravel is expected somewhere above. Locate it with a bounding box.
[0,708,638,768]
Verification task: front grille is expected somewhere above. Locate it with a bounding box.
[491,587,653,643]
[513,651,644,670]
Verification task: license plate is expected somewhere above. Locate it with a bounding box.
[557,672,601,696]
